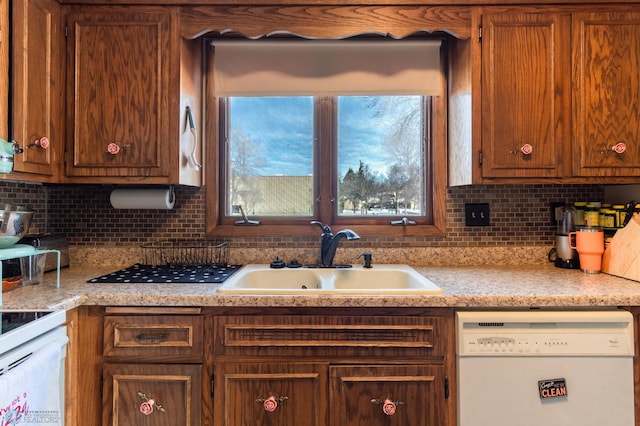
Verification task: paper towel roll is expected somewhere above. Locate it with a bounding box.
[110,188,175,209]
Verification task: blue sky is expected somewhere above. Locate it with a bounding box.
[230,97,392,178]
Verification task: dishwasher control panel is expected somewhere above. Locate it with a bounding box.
[457,310,634,356]
[460,332,631,355]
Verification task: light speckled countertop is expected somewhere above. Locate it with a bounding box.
[2,263,640,311]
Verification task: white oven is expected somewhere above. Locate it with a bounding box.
[0,310,68,425]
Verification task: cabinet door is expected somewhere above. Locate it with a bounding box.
[0,0,7,141]
[330,364,446,426]
[65,9,172,179]
[572,11,640,177]
[214,362,328,426]
[103,363,201,426]
[10,0,60,178]
[481,12,570,178]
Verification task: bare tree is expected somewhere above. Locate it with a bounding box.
[367,96,423,214]
[340,161,381,214]
[229,130,267,213]
[385,164,411,213]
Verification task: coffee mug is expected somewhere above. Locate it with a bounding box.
[569,227,605,273]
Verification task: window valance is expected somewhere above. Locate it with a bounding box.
[211,40,443,97]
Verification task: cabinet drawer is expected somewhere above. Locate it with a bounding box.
[104,315,203,358]
[214,315,448,359]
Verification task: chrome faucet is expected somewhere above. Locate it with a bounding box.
[311,221,360,267]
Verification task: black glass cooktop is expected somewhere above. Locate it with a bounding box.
[88,263,241,284]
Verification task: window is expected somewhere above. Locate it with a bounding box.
[335,96,429,220]
[222,95,429,218]
[224,96,314,218]
[206,40,447,237]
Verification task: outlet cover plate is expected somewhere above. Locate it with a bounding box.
[465,203,490,226]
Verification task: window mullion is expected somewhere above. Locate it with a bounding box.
[316,96,335,225]
[218,99,230,219]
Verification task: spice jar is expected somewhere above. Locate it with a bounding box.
[601,209,616,228]
[573,201,587,226]
[613,204,626,228]
[584,203,600,227]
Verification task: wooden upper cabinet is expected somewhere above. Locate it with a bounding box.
[480,12,570,178]
[9,0,61,180]
[572,11,640,177]
[0,0,8,143]
[65,7,200,183]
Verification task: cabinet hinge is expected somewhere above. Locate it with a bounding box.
[210,374,215,397]
[478,25,483,42]
[444,377,450,399]
[478,150,483,166]
[65,26,68,38]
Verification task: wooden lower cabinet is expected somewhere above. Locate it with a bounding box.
[64,308,80,426]
[330,364,446,426]
[214,362,446,426]
[103,363,201,426]
[211,308,455,426]
[101,307,204,426]
[214,362,328,426]
[73,307,454,425]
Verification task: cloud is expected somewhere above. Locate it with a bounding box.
[230,96,411,177]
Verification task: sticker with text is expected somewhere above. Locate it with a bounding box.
[538,378,568,399]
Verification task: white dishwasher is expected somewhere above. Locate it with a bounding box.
[457,310,635,426]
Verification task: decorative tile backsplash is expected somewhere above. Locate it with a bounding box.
[0,181,604,249]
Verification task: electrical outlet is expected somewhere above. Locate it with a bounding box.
[465,203,490,226]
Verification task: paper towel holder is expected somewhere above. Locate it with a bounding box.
[168,185,175,204]
[109,185,176,210]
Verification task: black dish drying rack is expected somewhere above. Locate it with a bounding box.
[89,240,241,284]
[140,239,230,267]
